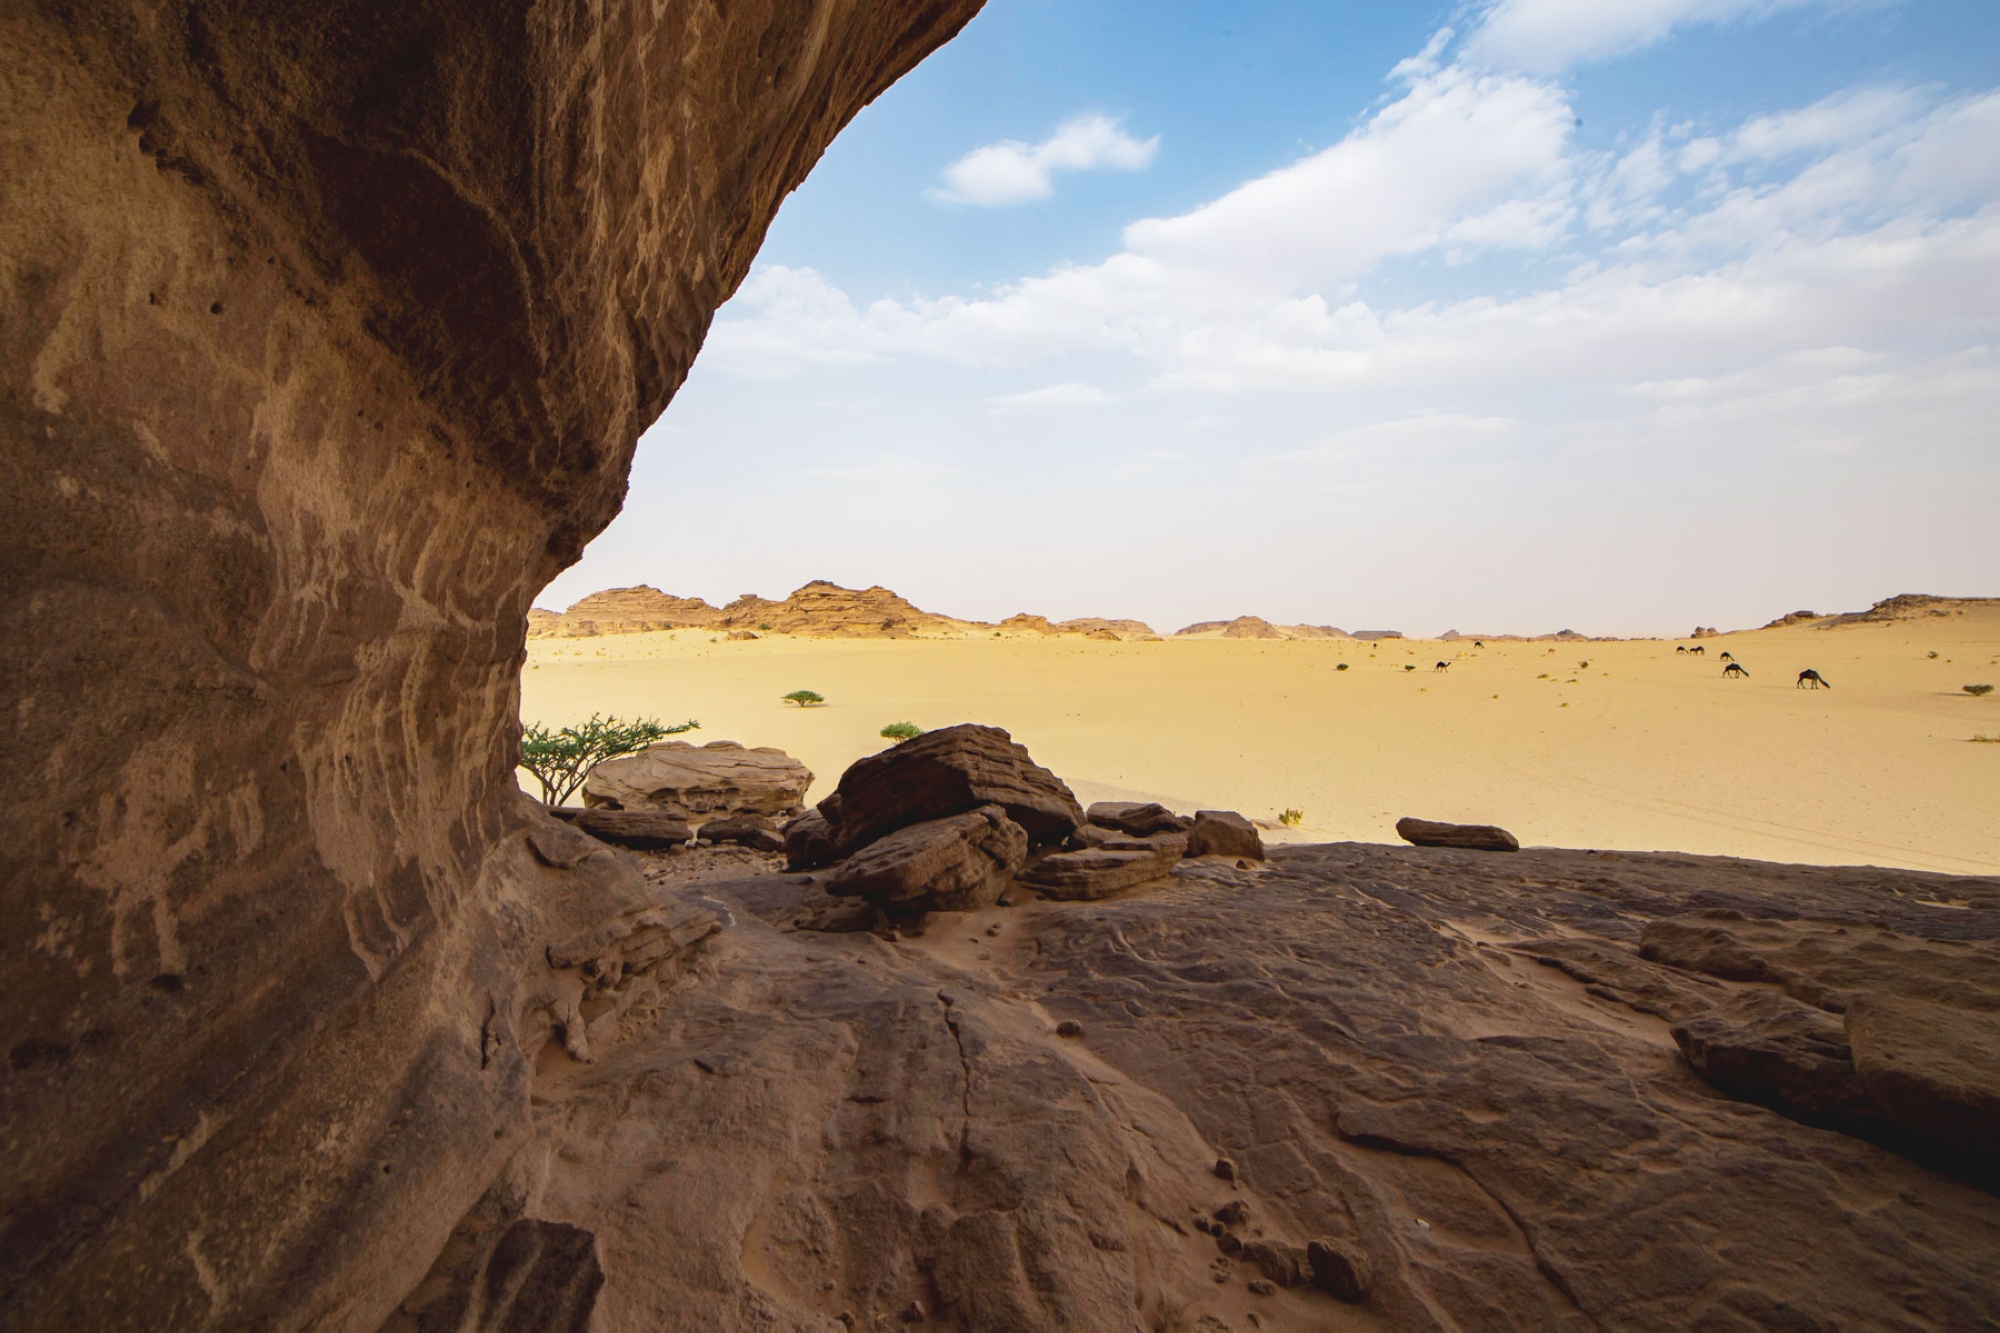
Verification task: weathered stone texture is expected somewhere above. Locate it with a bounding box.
[0,1,981,1326]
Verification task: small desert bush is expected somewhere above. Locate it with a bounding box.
[1403,664,1416,672]
[783,689,826,707]
[1335,663,1350,671]
[1278,809,1304,827]
[1929,651,1940,659]
[1966,684,1996,697]
[880,721,924,742]
[1972,734,1999,744]
[519,713,697,806]
[758,622,773,631]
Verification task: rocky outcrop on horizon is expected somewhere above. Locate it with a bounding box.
[1175,616,1357,640]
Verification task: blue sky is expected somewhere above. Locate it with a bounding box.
[541,0,2000,636]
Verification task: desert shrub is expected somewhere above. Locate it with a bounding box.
[1336,663,1350,671]
[880,721,924,742]
[1578,660,1590,669]
[1972,734,1999,744]
[783,689,826,707]
[1278,809,1304,827]
[1929,651,1940,659]
[520,713,696,806]
[758,622,773,631]
[1966,684,1996,697]
[1404,664,1416,672]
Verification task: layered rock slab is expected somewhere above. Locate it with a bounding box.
[497,840,2000,1331]
[583,740,811,821]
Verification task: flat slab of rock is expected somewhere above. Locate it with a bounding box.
[1671,990,1874,1125]
[1395,816,1520,852]
[1186,809,1263,860]
[1022,832,1187,901]
[820,723,1082,856]
[824,806,1027,912]
[1846,992,2000,1182]
[1085,801,1188,837]
[584,741,811,821]
[569,809,695,851]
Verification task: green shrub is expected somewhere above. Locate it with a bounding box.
[758,622,773,631]
[880,721,924,742]
[1403,664,1416,672]
[1966,684,1996,697]
[520,713,696,806]
[783,689,826,707]
[1278,808,1304,827]
[1929,651,1940,659]
[1335,663,1350,671]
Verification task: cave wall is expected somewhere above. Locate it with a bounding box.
[0,2,982,1326]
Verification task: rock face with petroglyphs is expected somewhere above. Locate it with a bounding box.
[0,2,981,1324]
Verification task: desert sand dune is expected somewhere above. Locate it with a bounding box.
[522,601,2000,875]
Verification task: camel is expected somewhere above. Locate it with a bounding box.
[1676,646,1687,654]
[1720,651,1734,662]
[1689,645,1706,655]
[1434,661,1451,672]
[1723,662,1749,678]
[1797,669,1830,689]
[1473,640,1485,648]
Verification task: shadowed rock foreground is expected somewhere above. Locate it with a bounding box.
[7,4,2000,1330]
[460,840,2000,1331]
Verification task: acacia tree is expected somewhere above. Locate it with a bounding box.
[519,713,697,806]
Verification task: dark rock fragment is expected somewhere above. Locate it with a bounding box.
[1307,1238,1372,1302]
[569,808,694,851]
[1395,816,1519,852]
[1187,809,1264,859]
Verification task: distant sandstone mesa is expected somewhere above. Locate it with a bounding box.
[534,580,1166,640]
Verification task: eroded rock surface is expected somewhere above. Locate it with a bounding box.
[0,2,981,1326]
[583,740,812,821]
[484,840,2000,1331]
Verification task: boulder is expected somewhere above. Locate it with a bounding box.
[820,724,1082,856]
[824,807,1028,913]
[1306,1238,1372,1303]
[782,810,839,872]
[569,809,694,851]
[1187,810,1263,860]
[584,740,812,821]
[1085,801,1188,837]
[696,815,785,853]
[1845,993,2000,1182]
[1395,816,1520,852]
[1021,832,1187,901]
[1240,1239,1307,1288]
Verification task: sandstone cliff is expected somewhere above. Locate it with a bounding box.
[0,2,982,1326]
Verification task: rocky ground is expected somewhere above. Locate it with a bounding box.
[408,835,2000,1332]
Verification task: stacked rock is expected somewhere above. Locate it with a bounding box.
[786,724,1083,915]
[783,732,1268,919]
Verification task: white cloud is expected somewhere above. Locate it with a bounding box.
[987,382,1116,412]
[1464,0,1873,73]
[929,114,1159,207]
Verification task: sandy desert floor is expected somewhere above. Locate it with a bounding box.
[520,606,2000,875]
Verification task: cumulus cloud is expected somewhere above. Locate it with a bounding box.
[708,68,1999,402]
[929,114,1160,207]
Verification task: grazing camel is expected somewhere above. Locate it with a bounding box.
[1720,651,1734,662]
[1473,640,1485,648]
[1723,662,1749,678]
[1797,669,1830,689]
[1676,646,1688,654]
[1434,661,1451,672]
[1689,645,1706,655]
